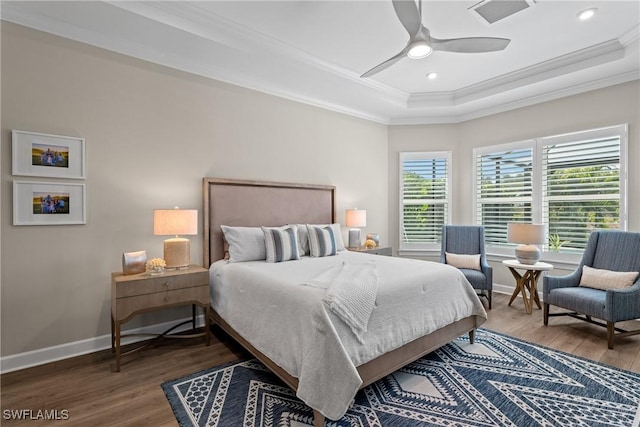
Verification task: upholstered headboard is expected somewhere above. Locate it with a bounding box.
[202,178,336,267]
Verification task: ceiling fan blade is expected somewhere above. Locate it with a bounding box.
[392,0,422,37]
[431,37,511,53]
[361,47,409,78]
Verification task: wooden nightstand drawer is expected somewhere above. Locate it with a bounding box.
[116,285,208,320]
[113,269,208,298]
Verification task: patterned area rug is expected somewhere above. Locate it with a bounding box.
[162,329,640,426]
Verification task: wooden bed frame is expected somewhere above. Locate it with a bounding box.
[203,177,482,426]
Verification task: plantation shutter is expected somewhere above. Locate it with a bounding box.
[475,147,533,246]
[400,152,450,248]
[542,135,621,251]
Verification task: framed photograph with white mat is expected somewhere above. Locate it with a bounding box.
[13,181,86,225]
[12,130,85,179]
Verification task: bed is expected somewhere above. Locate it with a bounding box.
[203,178,487,426]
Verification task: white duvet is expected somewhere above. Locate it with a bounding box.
[209,251,487,420]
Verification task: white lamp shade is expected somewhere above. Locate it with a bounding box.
[507,223,545,265]
[345,209,367,228]
[153,209,198,236]
[507,223,545,245]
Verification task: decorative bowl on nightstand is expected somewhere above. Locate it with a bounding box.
[366,233,380,246]
[148,267,165,276]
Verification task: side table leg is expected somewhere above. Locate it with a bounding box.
[507,268,523,307]
[110,314,115,353]
[519,270,530,314]
[114,321,121,372]
[205,306,211,346]
[192,305,197,330]
[522,273,533,314]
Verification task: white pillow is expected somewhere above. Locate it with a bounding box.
[445,252,481,271]
[579,265,639,290]
[307,225,338,257]
[295,224,310,255]
[220,225,266,262]
[262,225,301,263]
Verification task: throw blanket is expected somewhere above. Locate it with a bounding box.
[306,260,379,341]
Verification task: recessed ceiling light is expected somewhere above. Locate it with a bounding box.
[577,8,597,21]
[427,72,438,80]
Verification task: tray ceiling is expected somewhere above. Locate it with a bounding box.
[2,1,639,124]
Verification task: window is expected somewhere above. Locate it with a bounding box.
[400,152,451,250]
[475,144,533,246]
[474,124,627,254]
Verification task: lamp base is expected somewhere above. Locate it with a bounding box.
[348,229,361,249]
[164,237,190,269]
[515,244,540,265]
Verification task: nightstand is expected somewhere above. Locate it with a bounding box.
[348,246,392,256]
[111,265,210,371]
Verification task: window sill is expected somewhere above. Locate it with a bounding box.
[398,248,581,270]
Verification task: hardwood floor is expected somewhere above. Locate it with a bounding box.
[2,292,639,426]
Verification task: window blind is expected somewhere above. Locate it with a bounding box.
[475,148,533,246]
[542,136,621,251]
[400,152,450,248]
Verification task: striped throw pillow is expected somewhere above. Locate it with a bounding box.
[262,225,301,263]
[307,225,338,257]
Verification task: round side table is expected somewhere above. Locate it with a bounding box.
[503,259,553,314]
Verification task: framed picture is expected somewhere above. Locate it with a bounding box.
[13,181,86,226]
[12,130,85,179]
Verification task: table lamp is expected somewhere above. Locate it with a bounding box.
[507,222,545,265]
[345,208,366,248]
[153,207,198,269]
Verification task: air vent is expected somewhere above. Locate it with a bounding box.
[470,0,534,24]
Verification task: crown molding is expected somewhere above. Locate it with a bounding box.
[408,39,626,108]
[390,70,640,125]
[107,1,409,104]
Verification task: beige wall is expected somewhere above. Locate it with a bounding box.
[0,23,389,358]
[388,80,640,286]
[2,21,639,364]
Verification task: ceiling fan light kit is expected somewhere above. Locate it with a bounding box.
[361,0,511,78]
[407,41,432,59]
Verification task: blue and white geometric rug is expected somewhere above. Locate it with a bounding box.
[162,329,640,426]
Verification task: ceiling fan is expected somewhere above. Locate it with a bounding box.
[361,0,511,78]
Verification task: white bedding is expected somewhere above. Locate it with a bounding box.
[209,251,487,420]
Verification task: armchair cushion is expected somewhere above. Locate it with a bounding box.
[445,252,481,271]
[579,265,639,290]
[460,268,492,291]
[548,287,608,319]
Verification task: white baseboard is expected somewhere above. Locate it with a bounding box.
[0,315,205,374]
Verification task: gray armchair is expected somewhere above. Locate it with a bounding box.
[440,225,493,309]
[543,230,640,349]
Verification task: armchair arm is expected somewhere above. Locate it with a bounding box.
[543,269,582,298]
[481,260,493,286]
[606,281,640,322]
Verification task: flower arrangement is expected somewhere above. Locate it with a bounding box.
[146,258,166,274]
[364,239,377,249]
